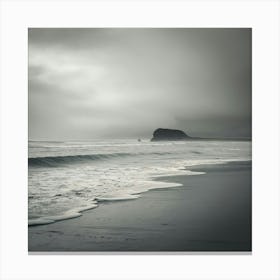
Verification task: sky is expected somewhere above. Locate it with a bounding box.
[28,28,251,140]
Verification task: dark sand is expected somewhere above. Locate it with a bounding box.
[28,161,251,252]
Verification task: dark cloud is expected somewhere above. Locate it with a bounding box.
[28,28,251,140]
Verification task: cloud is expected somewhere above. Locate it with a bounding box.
[29,28,251,140]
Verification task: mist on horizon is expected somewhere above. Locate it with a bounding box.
[28,28,251,141]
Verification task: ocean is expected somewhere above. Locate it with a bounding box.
[28,139,251,226]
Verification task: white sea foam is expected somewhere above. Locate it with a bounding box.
[28,139,251,226]
[29,204,98,226]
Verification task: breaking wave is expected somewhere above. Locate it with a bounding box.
[29,152,171,167]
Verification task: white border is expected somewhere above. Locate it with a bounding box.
[0,0,279,279]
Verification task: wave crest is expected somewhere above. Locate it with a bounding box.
[28,153,132,167]
[28,152,171,167]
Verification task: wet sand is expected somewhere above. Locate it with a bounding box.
[28,161,251,252]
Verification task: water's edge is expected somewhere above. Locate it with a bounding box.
[28,159,251,227]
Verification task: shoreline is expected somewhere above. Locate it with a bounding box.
[29,160,251,252]
[28,159,250,227]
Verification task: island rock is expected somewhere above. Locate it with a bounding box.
[151,128,190,141]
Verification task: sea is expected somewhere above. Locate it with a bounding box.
[28,139,251,226]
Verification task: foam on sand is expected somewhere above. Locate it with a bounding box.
[29,204,98,226]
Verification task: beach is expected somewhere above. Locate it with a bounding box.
[28,161,251,252]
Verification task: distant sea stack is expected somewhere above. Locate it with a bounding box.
[151,128,190,141]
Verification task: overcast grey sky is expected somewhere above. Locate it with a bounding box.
[28,28,251,140]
